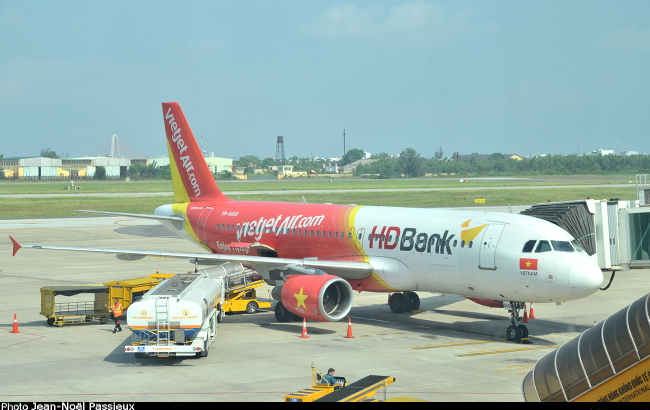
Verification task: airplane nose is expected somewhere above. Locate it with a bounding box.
[569,259,603,298]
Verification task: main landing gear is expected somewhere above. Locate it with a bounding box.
[505,302,531,344]
[389,292,420,313]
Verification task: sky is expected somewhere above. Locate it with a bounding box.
[1,1,649,160]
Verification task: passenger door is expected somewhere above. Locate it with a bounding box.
[479,224,505,270]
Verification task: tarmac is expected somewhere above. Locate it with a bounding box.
[0,215,648,402]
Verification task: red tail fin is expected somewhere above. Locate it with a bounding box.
[162,102,229,203]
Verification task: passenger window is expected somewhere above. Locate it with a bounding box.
[453,240,457,247]
[468,241,473,248]
[316,231,320,237]
[522,240,536,253]
[551,240,574,252]
[358,232,362,240]
[328,231,332,237]
[368,234,372,241]
[461,240,465,248]
[535,240,552,253]
[334,232,338,238]
[348,232,352,239]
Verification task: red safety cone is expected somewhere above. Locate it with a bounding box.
[10,314,20,334]
[345,318,355,338]
[300,318,309,338]
[523,305,529,323]
[529,303,536,319]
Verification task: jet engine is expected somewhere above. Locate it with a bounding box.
[273,274,354,322]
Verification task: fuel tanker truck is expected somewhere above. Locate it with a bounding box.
[124,263,242,358]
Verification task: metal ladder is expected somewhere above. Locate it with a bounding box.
[155,297,170,347]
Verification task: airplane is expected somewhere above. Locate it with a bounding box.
[9,102,604,343]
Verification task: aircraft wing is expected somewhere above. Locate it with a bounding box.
[8,236,373,280]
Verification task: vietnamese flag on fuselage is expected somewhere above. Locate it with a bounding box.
[520,258,538,270]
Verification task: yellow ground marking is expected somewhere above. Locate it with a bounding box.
[457,345,557,357]
[404,341,495,350]
[492,364,536,374]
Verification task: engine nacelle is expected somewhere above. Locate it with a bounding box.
[276,274,354,322]
[466,297,504,308]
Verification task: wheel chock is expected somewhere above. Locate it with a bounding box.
[521,338,532,345]
[409,310,423,313]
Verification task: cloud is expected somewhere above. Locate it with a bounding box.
[188,37,226,58]
[606,27,650,51]
[298,4,384,38]
[299,1,485,47]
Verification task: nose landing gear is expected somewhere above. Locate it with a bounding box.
[506,302,532,344]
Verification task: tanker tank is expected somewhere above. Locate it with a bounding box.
[127,266,228,338]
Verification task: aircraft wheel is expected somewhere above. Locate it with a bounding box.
[291,314,303,322]
[404,292,420,310]
[275,302,292,322]
[389,293,407,313]
[518,324,529,339]
[506,324,522,342]
[245,301,259,314]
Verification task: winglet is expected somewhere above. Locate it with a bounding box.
[9,236,21,256]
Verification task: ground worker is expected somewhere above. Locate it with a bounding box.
[105,298,123,333]
[322,368,339,390]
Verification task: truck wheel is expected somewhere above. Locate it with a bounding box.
[246,301,258,314]
[217,310,224,323]
[46,318,55,326]
[275,302,292,322]
[100,317,108,324]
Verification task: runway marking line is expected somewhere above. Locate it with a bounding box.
[404,341,495,350]
[457,345,557,357]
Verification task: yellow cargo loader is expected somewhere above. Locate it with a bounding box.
[223,271,272,314]
[285,364,395,402]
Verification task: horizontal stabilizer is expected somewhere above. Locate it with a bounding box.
[76,210,184,222]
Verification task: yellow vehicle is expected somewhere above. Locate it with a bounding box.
[40,284,110,326]
[285,364,396,402]
[223,271,272,314]
[104,276,162,311]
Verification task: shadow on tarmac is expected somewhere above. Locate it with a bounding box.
[114,225,179,239]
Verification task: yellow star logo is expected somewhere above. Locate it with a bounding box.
[525,260,531,267]
[294,287,308,309]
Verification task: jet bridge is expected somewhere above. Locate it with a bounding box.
[521,198,650,271]
[522,293,650,402]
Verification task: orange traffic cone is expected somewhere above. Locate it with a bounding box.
[300,318,309,338]
[523,305,529,323]
[345,318,355,338]
[10,314,20,333]
[529,303,536,319]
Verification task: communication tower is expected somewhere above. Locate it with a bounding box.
[276,136,285,165]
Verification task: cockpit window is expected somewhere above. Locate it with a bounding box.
[522,240,536,253]
[571,240,584,252]
[551,240,574,252]
[535,240,552,253]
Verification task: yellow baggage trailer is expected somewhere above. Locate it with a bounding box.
[40,284,110,326]
[104,276,162,311]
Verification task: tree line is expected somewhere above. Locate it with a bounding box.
[354,150,650,178]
